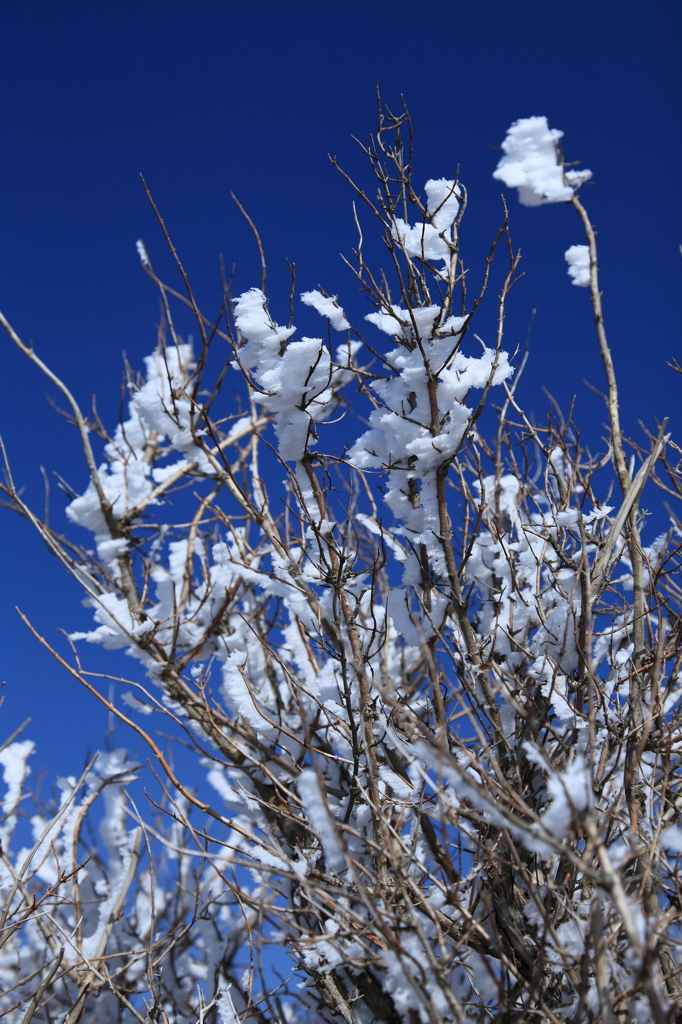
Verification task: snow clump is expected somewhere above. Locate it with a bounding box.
[392,178,461,264]
[565,244,591,286]
[493,116,591,206]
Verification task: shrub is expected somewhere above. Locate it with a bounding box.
[1,103,681,1024]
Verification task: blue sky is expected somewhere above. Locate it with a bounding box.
[1,0,680,780]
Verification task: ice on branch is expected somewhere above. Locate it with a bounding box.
[565,243,591,286]
[392,178,460,264]
[493,116,591,205]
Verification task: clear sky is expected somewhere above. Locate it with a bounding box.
[1,1,680,779]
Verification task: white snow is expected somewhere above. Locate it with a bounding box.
[296,769,345,873]
[540,755,591,840]
[300,289,350,331]
[216,989,239,1024]
[121,691,153,715]
[556,509,580,527]
[349,308,513,643]
[565,244,591,286]
[662,826,682,853]
[66,342,212,576]
[392,178,461,264]
[493,116,591,206]
[0,740,34,815]
[135,239,150,266]
[221,650,272,732]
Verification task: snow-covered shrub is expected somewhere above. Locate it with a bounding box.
[1,102,681,1024]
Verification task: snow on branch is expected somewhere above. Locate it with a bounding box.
[493,115,591,205]
[1,102,680,1024]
